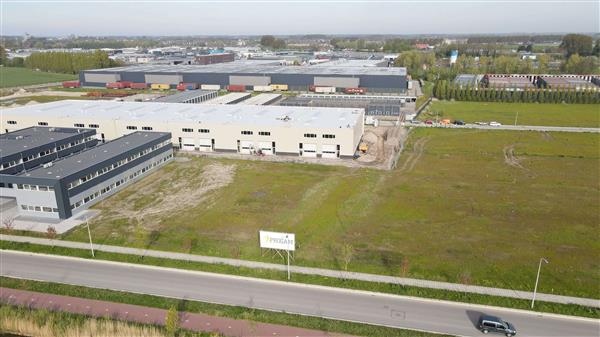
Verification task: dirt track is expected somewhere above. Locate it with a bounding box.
[397,136,430,173]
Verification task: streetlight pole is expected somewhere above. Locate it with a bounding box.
[514,111,519,126]
[86,217,95,257]
[531,257,548,308]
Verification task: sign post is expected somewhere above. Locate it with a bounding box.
[259,230,295,280]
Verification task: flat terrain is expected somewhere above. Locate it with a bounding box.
[63,129,600,298]
[421,101,600,127]
[0,67,76,88]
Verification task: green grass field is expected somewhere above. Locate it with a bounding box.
[0,67,77,88]
[61,129,600,299]
[420,101,600,127]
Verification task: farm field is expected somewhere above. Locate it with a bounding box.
[421,101,600,127]
[0,67,76,88]
[62,129,600,299]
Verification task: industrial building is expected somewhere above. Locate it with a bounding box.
[1,100,364,159]
[480,74,599,90]
[482,74,534,90]
[194,53,235,65]
[154,90,218,103]
[0,127,98,175]
[454,74,484,87]
[279,96,404,117]
[239,93,282,105]
[538,76,599,91]
[0,128,173,219]
[80,62,408,93]
[202,92,251,105]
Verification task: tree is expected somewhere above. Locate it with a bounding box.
[340,243,354,272]
[593,40,600,57]
[0,45,7,65]
[560,34,593,57]
[3,217,15,233]
[260,35,275,48]
[165,305,179,337]
[46,225,57,242]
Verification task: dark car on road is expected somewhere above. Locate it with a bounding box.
[425,120,433,125]
[478,315,517,336]
[452,119,465,125]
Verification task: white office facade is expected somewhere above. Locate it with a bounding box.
[2,100,364,159]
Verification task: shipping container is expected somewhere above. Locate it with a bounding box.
[227,84,246,92]
[176,83,199,91]
[344,87,367,94]
[106,82,126,89]
[201,84,220,90]
[253,85,273,92]
[270,84,288,91]
[120,81,132,88]
[130,83,149,89]
[314,86,336,94]
[151,83,171,90]
[62,81,80,88]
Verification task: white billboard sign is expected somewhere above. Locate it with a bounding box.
[259,230,295,251]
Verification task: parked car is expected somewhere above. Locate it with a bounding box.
[452,120,465,125]
[410,120,421,124]
[425,120,433,125]
[489,121,502,127]
[478,315,517,336]
[475,121,488,126]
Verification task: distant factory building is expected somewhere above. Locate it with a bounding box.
[194,52,235,65]
[2,100,364,160]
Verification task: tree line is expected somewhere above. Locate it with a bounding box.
[433,80,600,104]
[23,50,121,74]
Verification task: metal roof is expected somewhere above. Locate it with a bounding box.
[238,93,282,105]
[84,61,407,77]
[201,92,251,105]
[154,90,217,103]
[0,126,93,158]
[4,100,364,130]
[16,131,170,179]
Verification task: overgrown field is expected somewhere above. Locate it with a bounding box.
[0,67,77,88]
[61,129,600,298]
[421,101,600,127]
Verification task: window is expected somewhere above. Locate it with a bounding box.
[323,134,336,139]
[7,121,17,125]
[199,129,210,133]
[74,123,85,127]
[89,124,99,128]
[142,126,153,131]
[258,131,271,136]
[38,122,48,126]
[304,133,317,138]
[127,126,138,130]
[182,128,193,132]
[241,130,253,135]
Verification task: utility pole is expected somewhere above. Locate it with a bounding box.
[286,250,290,280]
[86,216,95,257]
[531,257,548,308]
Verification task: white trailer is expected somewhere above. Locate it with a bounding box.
[201,84,221,90]
[253,85,274,92]
[314,86,336,94]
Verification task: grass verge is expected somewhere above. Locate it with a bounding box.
[0,277,447,337]
[2,242,598,319]
[0,67,76,88]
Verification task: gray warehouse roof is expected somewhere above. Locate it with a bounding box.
[16,131,170,179]
[0,126,93,158]
[4,100,364,130]
[154,90,217,103]
[84,62,407,76]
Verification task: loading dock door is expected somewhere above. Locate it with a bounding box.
[322,144,339,158]
[181,138,196,151]
[198,138,213,152]
[240,140,254,154]
[258,141,274,155]
[302,143,317,158]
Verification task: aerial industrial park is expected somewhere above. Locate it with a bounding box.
[0,1,599,337]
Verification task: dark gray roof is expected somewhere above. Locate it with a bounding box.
[16,131,170,179]
[154,90,217,103]
[0,127,93,158]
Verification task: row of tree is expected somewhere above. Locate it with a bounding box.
[260,35,287,50]
[433,80,600,104]
[23,51,120,74]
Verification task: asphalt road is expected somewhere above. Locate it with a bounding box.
[411,123,600,133]
[1,251,598,337]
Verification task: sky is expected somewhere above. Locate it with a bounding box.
[2,0,599,37]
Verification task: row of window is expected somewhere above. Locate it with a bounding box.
[70,154,173,211]
[241,131,272,136]
[67,140,170,190]
[16,184,55,192]
[304,133,336,139]
[1,136,94,170]
[21,204,59,213]
[181,128,211,133]
[126,126,154,131]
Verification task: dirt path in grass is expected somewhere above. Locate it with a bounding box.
[1,287,354,337]
[397,137,430,173]
[503,145,525,169]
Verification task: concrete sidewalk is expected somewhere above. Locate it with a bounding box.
[0,287,353,337]
[2,234,598,308]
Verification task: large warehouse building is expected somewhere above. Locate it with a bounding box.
[79,62,408,93]
[2,100,364,159]
[0,128,173,219]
